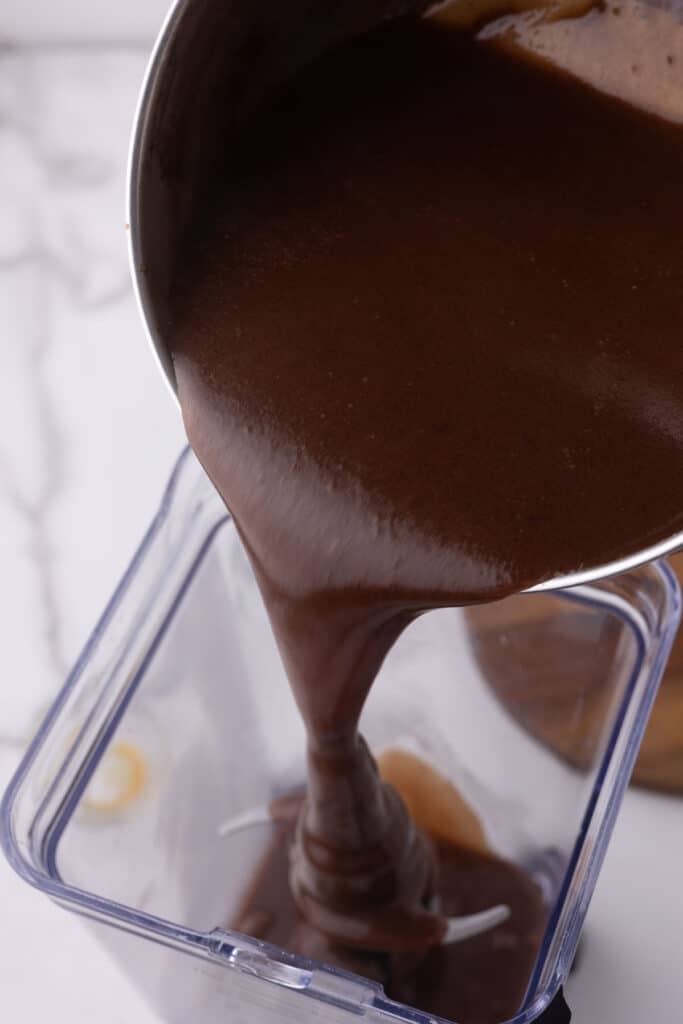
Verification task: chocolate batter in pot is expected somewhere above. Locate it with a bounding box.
[168,10,683,1021]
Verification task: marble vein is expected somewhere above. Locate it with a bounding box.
[0,45,185,742]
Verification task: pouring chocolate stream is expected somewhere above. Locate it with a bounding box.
[137,3,683,1011]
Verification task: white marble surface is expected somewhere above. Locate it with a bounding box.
[0,31,181,1023]
[0,43,185,743]
[0,18,682,1024]
[0,0,169,43]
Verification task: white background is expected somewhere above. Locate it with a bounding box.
[0,2,682,1022]
[0,0,169,43]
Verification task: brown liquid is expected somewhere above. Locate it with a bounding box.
[169,14,683,1020]
[235,793,545,1024]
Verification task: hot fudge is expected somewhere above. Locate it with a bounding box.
[167,7,683,1020]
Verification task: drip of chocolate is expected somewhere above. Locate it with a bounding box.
[236,785,547,1021]
[291,735,442,951]
[168,10,683,1017]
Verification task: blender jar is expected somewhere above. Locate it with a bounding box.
[1,448,679,1024]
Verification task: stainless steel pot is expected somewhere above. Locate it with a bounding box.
[127,0,683,591]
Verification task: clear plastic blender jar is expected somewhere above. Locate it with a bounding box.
[1,449,679,1024]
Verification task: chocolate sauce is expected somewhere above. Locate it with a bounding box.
[235,794,545,1024]
[168,13,683,1020]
